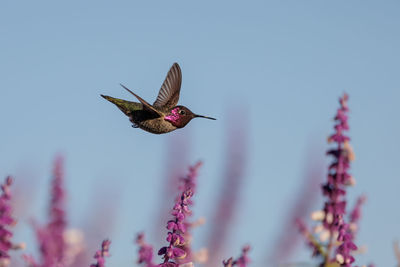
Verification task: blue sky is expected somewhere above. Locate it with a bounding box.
[1,1,400,266]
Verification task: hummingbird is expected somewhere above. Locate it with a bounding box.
[101,63,216,134]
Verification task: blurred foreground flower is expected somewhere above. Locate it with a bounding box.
[394,241,400,267]
[24,156,85,267]
[207,113,248,266]
[27,156,67,266]
[136,233,156,267]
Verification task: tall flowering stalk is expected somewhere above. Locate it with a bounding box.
[175,162,202,265]
[0,176,21,266]
[298,94,361,267]
[323,93,357,266]
[157,188,194,266]
[26,156,67,266]
[137,163,201,267]
[89,240,110,267]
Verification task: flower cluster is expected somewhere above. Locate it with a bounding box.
[136,233,156,267]
[322,94,351,232]
[222,245,250,267]
[0,176,18,266]
[90,239,111,267]
[158,188,194,266]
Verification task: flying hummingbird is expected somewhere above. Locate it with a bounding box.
[101,63,216,134]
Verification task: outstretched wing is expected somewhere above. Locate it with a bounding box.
[153,63,182,111]
[119,84,163,117]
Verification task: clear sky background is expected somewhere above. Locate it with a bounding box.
[1,1,399,266]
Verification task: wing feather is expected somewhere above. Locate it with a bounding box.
[153,63,182,110]
[119,84,163,116]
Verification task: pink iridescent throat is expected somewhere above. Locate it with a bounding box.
[164,108,181,126]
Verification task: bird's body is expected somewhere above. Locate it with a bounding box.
[101,63,215,134]
[100,95,178,134]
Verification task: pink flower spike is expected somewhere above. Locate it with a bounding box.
[298,94,361,267]
[158,163,201,266]
[30,156,67,266]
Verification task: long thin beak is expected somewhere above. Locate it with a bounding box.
[194,114,216,120]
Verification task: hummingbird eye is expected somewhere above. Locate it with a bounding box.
[179,110,186,115]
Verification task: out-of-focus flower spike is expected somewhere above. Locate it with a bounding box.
[153,133,191,245]
[191,248,208,264]
[90,239,110,267]
[25,155,68,266]
[136,233,156,267]
[348,195,366,236]
[267,146,325,265]
[394,241,400,267]
[207,112,248,266]
[179,162,202,194]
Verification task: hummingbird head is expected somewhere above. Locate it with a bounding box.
[164,106,216,128]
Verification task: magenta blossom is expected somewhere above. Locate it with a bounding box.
[0,176,17,264]
[222,245,250,267]
[90,239,111,267]
[136,233,156,267]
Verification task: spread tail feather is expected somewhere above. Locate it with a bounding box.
[101,94,142,116]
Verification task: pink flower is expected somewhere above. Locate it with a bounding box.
[222,245,251,267]
[90,240,110,267]
[0,176,16,261]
